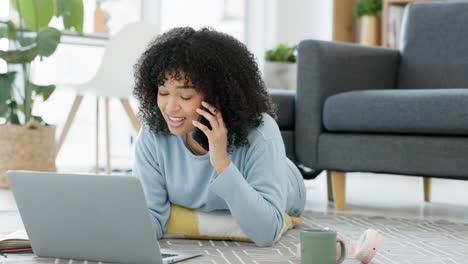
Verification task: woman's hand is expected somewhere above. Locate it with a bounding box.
[192,101,231,174]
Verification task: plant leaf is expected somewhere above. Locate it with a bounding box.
[0,105,7,117]
[10,113,20,124]
[12,0,55,32]
[353,0,382,18]
[55,0,84,34]
[0,72,16,106]
[10,0,18,10]
[0,44,38,64]
[17,33,37,47]
[32,115,44,124]
[36,27,61,57]
[16,103,26,113]
[0,72,16,117]
[264,44,296,62]
[0,20,16,39]
[30,82,56,101]
[7,100,20,124]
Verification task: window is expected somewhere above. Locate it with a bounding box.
[30,0,143,171]
[160,0,245,42]
[0,0,9,73]
[3,0,245,172]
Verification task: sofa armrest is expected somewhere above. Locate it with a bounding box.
[296,40,400,168]
[268,88,295,130]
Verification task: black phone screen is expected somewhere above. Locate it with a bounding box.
[192,107,212,151]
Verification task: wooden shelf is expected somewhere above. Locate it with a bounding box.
[333,0,358,43]
[332,0,458,46]
[382,0,454,47]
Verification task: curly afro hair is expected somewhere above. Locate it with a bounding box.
[133,27,276,149]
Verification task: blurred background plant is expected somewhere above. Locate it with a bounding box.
[264,44,297,63]
[353,0,382,18]
[0,0,84,125]
[263,43,297,91]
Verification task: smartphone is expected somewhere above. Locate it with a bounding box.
[192,107,212,151]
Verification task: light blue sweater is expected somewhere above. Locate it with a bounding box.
[132,113,305,247]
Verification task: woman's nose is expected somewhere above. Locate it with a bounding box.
[166,97,180,112]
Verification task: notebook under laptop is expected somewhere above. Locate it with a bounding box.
[7,171,201,264]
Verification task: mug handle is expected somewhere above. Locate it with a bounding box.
[335,239,346,264]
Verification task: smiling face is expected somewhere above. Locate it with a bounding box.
[157,71,205,135]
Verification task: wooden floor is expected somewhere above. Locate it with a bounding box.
[305,171,468,222]
[1,171,468,223]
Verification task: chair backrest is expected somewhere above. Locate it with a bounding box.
[90,22,158,98]
[397,2,468,89]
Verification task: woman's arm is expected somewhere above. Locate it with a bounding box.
[132,128,170,239]
[193,103,289,246]
[208,137,289,247]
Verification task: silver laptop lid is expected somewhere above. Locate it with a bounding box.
[7,171,163,264]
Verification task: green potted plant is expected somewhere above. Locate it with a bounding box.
[353,0,382,46]
[0,0,84,188]
[263,44,297,90]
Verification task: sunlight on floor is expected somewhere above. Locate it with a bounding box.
[304,171,468,222]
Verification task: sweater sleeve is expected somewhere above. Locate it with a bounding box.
[208,137,288,247]
[132,128,170,239]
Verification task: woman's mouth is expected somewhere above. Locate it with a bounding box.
[167,115,186,128]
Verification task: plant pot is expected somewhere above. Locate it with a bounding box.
[0,120,57,189]
[359,15,381,46]
[263,61,297,90]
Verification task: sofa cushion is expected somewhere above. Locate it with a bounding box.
[323,89,468,135]
[269,89,295,129]
[398,2,468,89]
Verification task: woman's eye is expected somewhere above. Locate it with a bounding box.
[181,97,192,101]
[158,93,169,96]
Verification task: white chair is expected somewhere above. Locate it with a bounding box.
[56,22,159,174]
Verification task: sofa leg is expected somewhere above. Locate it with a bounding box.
[326,171,334,201]
[423,177,432,202]
[331,171,346,211]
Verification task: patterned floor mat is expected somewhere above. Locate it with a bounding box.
[2,210,468,263]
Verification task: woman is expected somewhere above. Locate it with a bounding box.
[132,27,306,247]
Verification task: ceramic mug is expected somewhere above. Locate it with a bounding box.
[300,229,346,264]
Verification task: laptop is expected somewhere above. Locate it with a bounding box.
[7,171,201,264]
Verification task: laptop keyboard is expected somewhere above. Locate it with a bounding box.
[162,253,178,259]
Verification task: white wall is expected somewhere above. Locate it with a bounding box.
[245,0,333,70]
[141,0,334,70]
[141,0,161,32]
[276,0,333,45]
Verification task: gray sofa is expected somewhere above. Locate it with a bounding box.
[270,1,468,210]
